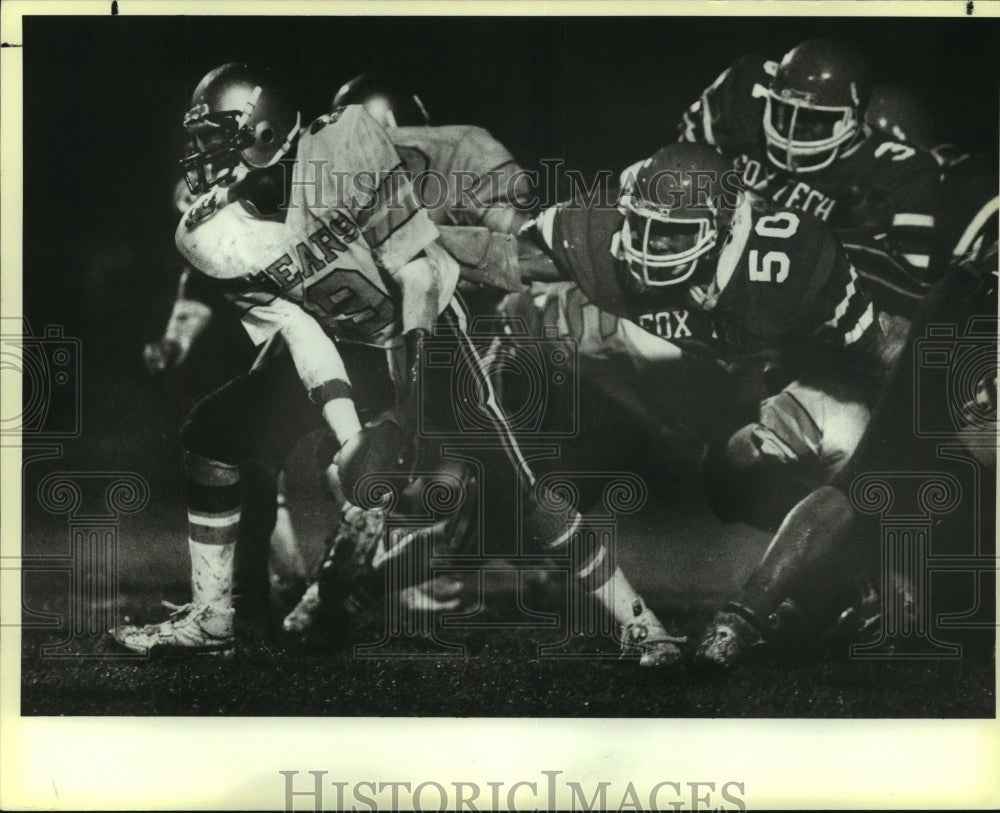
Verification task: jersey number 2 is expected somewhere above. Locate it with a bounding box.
[305,269,395,338]
[749,212,799,283]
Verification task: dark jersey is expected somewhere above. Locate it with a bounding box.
[839,147,999,315]
[679,54,942,293]
[533,199,878,363]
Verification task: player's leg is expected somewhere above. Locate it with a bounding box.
[440,301,682,667]
[108,348,329,655]
[695,484,861,667]
[698,251,999,668]
[707,380,872,531]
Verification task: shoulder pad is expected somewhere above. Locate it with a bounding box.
[182,188,227,230]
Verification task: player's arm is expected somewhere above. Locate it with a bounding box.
[251,296,364,445]
[454,126,535,234]
[143,265,214,373]
[390,239,460,335]
[516,206,577,283]
[839,149,942,284]
[808,236,888,374]
[677,54,772,156]
[883,160,942,284]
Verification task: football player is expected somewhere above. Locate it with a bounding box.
[678,39,943,311]
[517,143,885,519]
[142,75,534,620]
[109,63,675,666]
[693,90,1000,668]
[696,241,997,668]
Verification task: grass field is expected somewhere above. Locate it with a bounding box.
[18,452,996,719]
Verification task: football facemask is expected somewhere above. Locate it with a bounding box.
[764,92,859,174]
[180,84,301,195]
[619,198,717,288]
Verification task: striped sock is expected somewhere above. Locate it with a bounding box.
[184,451,240,611]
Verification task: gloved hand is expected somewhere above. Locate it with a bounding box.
[142,337,183,374]
[332,407,414,503]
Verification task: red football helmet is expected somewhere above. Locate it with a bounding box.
[763,39,872,173]
[181,63,301,195]
[618,143,743,288]
[865,84,936,151]
[331,74,430,128]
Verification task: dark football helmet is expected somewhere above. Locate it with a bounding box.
[181,63,301,195]
[618,143,743,288]
[331,73,430,128]
[865,84,936,151]
[763,39,872,173]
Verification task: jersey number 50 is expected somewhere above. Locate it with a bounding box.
[749,212,799,284]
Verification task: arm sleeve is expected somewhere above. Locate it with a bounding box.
[247,295,352,393]
[809,234,882,357]
[883,161,942,284]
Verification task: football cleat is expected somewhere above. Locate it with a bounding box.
[108,601,235,657]
[621,599,687,668]
[399,577,464,614]
[694,610,765,669]
[282,581,324,634]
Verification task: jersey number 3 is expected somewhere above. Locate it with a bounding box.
[749,212,799,284]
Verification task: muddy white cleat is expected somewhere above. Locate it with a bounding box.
[694,610,764,669]
[621,599,686,667]
[109,601,235,657]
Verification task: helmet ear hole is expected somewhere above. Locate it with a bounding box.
[257,123,275,145]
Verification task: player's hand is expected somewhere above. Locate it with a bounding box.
[332,411,412,502]
[142,337,184,374]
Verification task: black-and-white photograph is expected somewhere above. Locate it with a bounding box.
[2,5,998,805]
